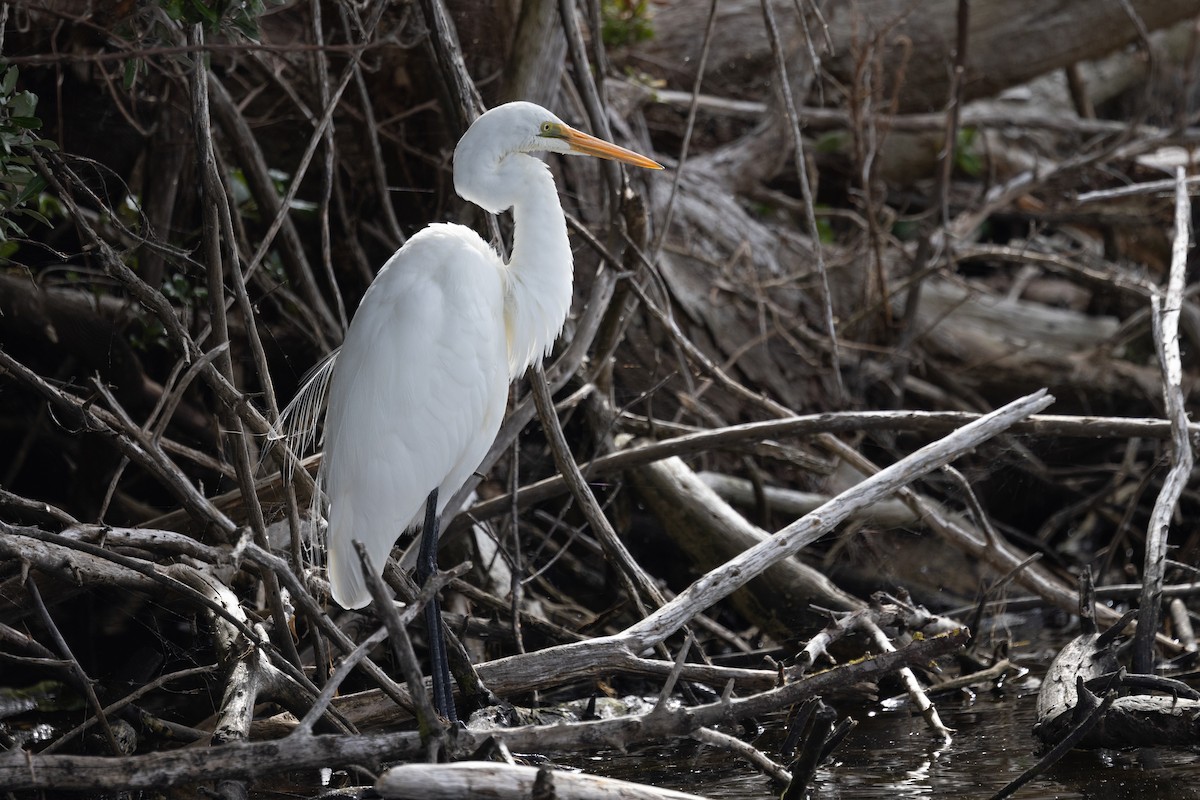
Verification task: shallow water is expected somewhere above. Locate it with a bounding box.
[570,683,1200,799]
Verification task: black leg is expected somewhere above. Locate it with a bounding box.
[416,488,457,723]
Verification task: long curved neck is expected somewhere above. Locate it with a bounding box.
[502,156,573,378]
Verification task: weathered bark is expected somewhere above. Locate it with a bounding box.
[629,451,863,639]
[6,0,1200,794]
[627,0,1200,111]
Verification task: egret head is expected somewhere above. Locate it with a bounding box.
[454,101,661,213]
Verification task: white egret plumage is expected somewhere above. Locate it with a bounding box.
[288,101,661,718]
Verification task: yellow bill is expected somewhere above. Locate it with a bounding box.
[554,124,663,170]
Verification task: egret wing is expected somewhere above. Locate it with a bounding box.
[270,347,339,463]
[321,226,508,608]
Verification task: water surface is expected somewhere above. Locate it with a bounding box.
[572,684,1200,798]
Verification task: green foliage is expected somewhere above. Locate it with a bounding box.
[814,207,834,244]
[160,0,271,41]
[814,131,849,154]
[954,127,983,177]
[0,67,58,246]
[128,316,168,352]
[130,271,210,351]
[225,167,316,226]
[602,0,654,47]
[162,270,209,306]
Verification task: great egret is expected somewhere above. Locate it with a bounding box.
[293,101,661,719]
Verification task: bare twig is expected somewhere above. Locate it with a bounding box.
[1133,167,1195,673]
[530,364,664,617]
[0,631,966,791]
[760,0,843,402]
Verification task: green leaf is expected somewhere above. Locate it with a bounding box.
[19,208,50,227]
[11,91,38,119]
[954,127,982,177]
[0,215,27,240]
[123,59,139,90]
[231,12,262,41]
[0,73,54,239]
[815,131,848,154]
[189,0,220,24]
[13,174,47,205]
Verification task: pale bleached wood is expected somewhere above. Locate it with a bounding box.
[1133,167,1195,672]
[698,470,916,528]
[629,450,863,640]
[375,762,709,800]
[0,629,965,791]
[626,0,1200,112]
[619,391,1051,648]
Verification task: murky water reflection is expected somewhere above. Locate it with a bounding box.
[569,684,1200,799]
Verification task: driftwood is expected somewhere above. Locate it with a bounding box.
[1035,596,1200,752]
[625,0,1200,111]
[4,0,1200,796]
[1029,174,1200,759]
[0,392,1039,790]
[0,628,968,791]
[627,445,864,638]
[375,762,709,800]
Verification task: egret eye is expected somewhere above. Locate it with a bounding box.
[540,121,554,135]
